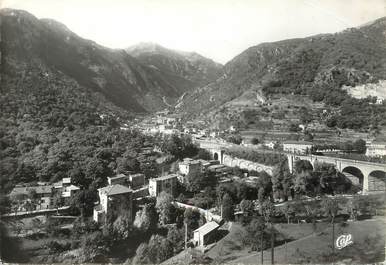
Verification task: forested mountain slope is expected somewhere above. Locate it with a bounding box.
[1,9,221,113]
[127,42,223,94]
[177,17,386,132]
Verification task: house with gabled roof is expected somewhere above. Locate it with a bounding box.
[193,221,220,247]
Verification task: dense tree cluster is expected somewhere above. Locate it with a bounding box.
[0,70,164,219]
[226,148,287,166]
[293,161,355,197]
[325,97,386,130]
[226,134,243,145]
[158,134,198,160]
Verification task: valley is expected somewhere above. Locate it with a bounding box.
[0,6,386,265]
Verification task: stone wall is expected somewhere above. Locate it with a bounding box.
[174,202,223,223]
[222,154,274,175]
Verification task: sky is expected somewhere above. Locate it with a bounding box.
[1,0,386,64]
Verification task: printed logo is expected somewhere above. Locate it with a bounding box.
[336,234,353,250]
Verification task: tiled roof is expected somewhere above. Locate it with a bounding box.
[99,184,132,196]
[65,185,80,191]
[193,221,219,235]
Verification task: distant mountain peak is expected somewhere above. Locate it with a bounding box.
[126,42,169,55]
[1,9,223,113]
[126,42,223,89]
[126,42,221,66]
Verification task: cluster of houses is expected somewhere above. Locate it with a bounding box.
[90,157,237,247]
[134,109,239,142]
[9,177,80,212]
[92,158,222,224]
[365,141,386,157]
[134,110,183,135]
[282,141,314,154]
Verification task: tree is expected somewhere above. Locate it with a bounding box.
[84,157,112,184]
[300,109,313,124]
[353,139,366,154]
[192,187,216,209]
[240,199,254,216]
[304,131,314,141]
[81,231,110,263]
[72,218,100,237]
[321,197,340,254]
[69,167,90,189]
[133,203,157,232]
[294,163,314,197]
[70,189,98,218]
[0,195,11,215]
[116,156,140,173]
[260,200,275,224]
[167,226,184,253]
[221,193,234,221]
[251,137,260,145]
[132,243,149,264]
[256,171,273,202]
[289,123,301,132]
[272,159,293,201]
[245,217,267,253]
[161,134,198,160]
[145,234,174,264]
[348,197,360,220]
[227,134,242,145]
[52,192,63,210]
[28,189,38,210]
[196,149,211,160]
[303,200,320,231]
[140,158,158,179]
[0,220,28,262]
[280,204,294,224]
[184,208,202,236]
[185,173,206,194]
[156,192,175,225]
[295,160,313,173]
[111,214,135,240]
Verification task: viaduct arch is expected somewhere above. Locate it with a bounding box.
[287,154,386,193]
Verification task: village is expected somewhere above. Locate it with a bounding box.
[2,108,386,264]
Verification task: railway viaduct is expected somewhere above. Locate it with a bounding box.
[287,154,386,193]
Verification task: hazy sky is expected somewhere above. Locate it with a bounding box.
[2,0,386,63]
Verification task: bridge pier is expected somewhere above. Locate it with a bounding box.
[287,154,386,194]
[209,149,225,164]
[362,169,371,194]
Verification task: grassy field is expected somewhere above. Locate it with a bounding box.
[205,222,329,263]
[162,218,385,265]
[231,218,386,264]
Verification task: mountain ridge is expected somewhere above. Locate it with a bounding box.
[1,8,222,113]
[126,42,223,91]
[176,16,386,133]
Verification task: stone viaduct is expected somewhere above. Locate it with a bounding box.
[196,139,274,175]
[287,154,386,193]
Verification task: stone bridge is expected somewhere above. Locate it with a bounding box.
[195,139,229,164]
[287,154,386,193]
[196,139,273,175]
